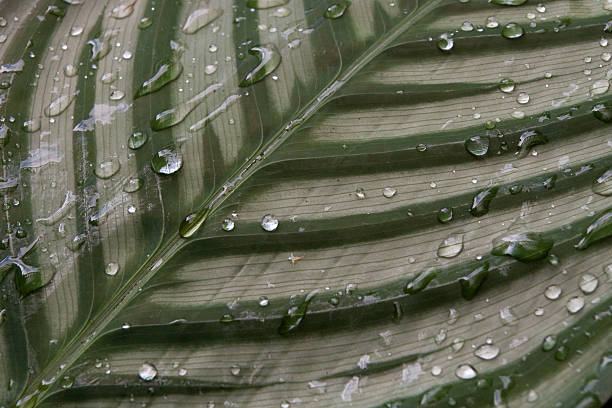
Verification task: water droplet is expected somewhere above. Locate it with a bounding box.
[280,401,290,408]
[87,36,111,62]
[499,306,517,325]
[151,83,222,130]
[122,50,132,60]
[534,307,544,316]
[437,234,464,258]
[465,135,489,157]
[239,44,281,87]
[217,218,234,232]
[59,375,73,389]
[261,214,278,232]
[470,186,498,217]
[179,209,210,239]
[431,366,442,376]
[434,328,447,344]
[324,1,351,19]
[105,262,119,276]
[437,207,453,223]
[111,2,135,19]
[455,364,477,380]
[94,159,120,179]
[204,64,217,75]
[208,44,218,52]
[101,72,116,84]
[536,3,546,12]
[541,335,557,351]
[138,363,157,381]
[135,57,183,98]
[138,17,152,29]
[492,232,553,262]
[382,187,396,198]
[555,345,569,361]
[404,268,437,294]
[486,17,499,29]
[501,22,524,39]
[447,308,458,324]
[178,368,187,376]
[355,187,366,199]
[437,34,454,52]
[127,205,136,214]
[516,92,530,104]
[123,178,143,193]
[128,131,148,150]
[259,296,269,307]
[109,90,125,101]
[517,129,547,158]
[460,21,474,31]
[44,94,74,117]
[451,338,465,352]
[151,148,183,175]
[246,0,289,9]
[474,344,500,360]
[271,6,291,17]
[70,26,83,36]
[548,254,559,265]
[590,79,610,96]
[575,209,612,250]
[592,168,612,196]
[492,0,527,5]
[416,143,427,152]
[63,64,77,77]
[182,8,223,34]
[566,296,584,313]
[278,290,317,335]
[579,274,598,294]
[230,365,241,376]
[544,285,562,300]
[459,263,489,300]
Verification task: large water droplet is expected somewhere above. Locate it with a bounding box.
[437,234,464,258]
[474,344,500,360]
[222,218,235,231]
[94,159,120,179]
[261,214,278,231]
[239,44,281,87]
[324,1,351,19]
[105,262,119,276]
[44,94,74,117]
[278,290,317,335]
[566,296,584,313]
[501,22,525,39]
[87,36,111,61]
[437,34,454,52]
[516,130,547,158]
[544,285,561,300]
[459,263,489,300]
[135,58,183,98]
[470,186,498,217]
[579,274,598,294]
[246,0,289,9]
[592,169,612,196]
[151,83,221,130]
[138,363,157,381]
[455,364,477,380]
[465,135,489,157]
[128,131,148,150]
[592,103,612,122]
[179,209,210,238]
[590,80,610,96]
[491,232,553,262]
[151,148,183,175]
[182,8,223,34]
[492,0,527,5]
[575,209,612,250]
[111,2,135,19]
[404,268,437,294]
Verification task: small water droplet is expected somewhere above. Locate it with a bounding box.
[592,168,611,196]
[258,296,269,307]
[501,22,524,39]
[499,306,517,325]
[437,34,454,52]
[579,274,598,294]
[431,366,442,376]
[261,214,278,231]
[138,17,152,29]
[101,72,116,84]
[204,64,217,75]
[474,344,500,360]
[324,1,351,19]
[178,368,187,376]
[128,131,148,150]
[111,2,135,19]
[534,307,544,316]
[536,4,546,12]
[222,218,235,231]
[70,26,83,36]
[230,365,241,376]
[246,0,289,9]
[544,285,561,300]
[566,296,584,313]
[516,92,530,104]
[355,187,366,199]
[63,64,77,77]
[590,79,610,96]
[151,148,183,175]
[123,178,143,193]
[437,234,464,258]
[470,186,498,217]
[548,254,559,265]
[438,207,453,223]
[541,334,557,351]
[44,94,74,117]
[109,90,125,101]
[94,159,120,179]
[455,364,477,380]
[486,17,499,29]
[105,262,119,276]
[465,135,489,157]
[434,328,447,344]
[382,187,396,198]
[138,363,157,381]
[122,50,132,60]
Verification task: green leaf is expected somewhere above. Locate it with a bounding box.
[0,0,610,407]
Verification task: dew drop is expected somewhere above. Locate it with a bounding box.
[138,17,152,29]
[516,92,530,104]
[437,234,464,258]
[541,334,557,351]
[123,178,143,193]
[566,296,584,314]
[574,209,612,250]
[590,79,610,96]
[105,262,119,276]
[437,34,454,52]
[111,2,135,19]
[437,207,453,223]
[498,78,515,93]
[355,187,366,199]
[261,214,278,232]
[544,285,561,300]
[63,64,77,77]
[109,90,125,101]
[94,159,120,179]
[474,344,500,360]
[465,135,489,157]
[182,8,223,34]
[246,0,289,9]
[431,366,442,376]
[222,218,235,231]
[486,17,499,29]
[324,1,351,19]
[491,232,553,262]
[44,94,74,117]
[151,148,183,175]
[70,26,83,36]
[455,364,477,380]
[239,44,281,87]
[230,365,241,376]
[382,187,396,198]
[204,64,217,75]
[138,363,157,381]
[259,296,269,307]
[592,168,612,196]
[470,186,498,217]
[135,57,183,98]
[501,22,524,39]
[579,274,598,294]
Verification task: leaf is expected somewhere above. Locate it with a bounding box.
[0,0,610,407]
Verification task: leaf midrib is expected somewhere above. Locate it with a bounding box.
[22,1,446,404]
